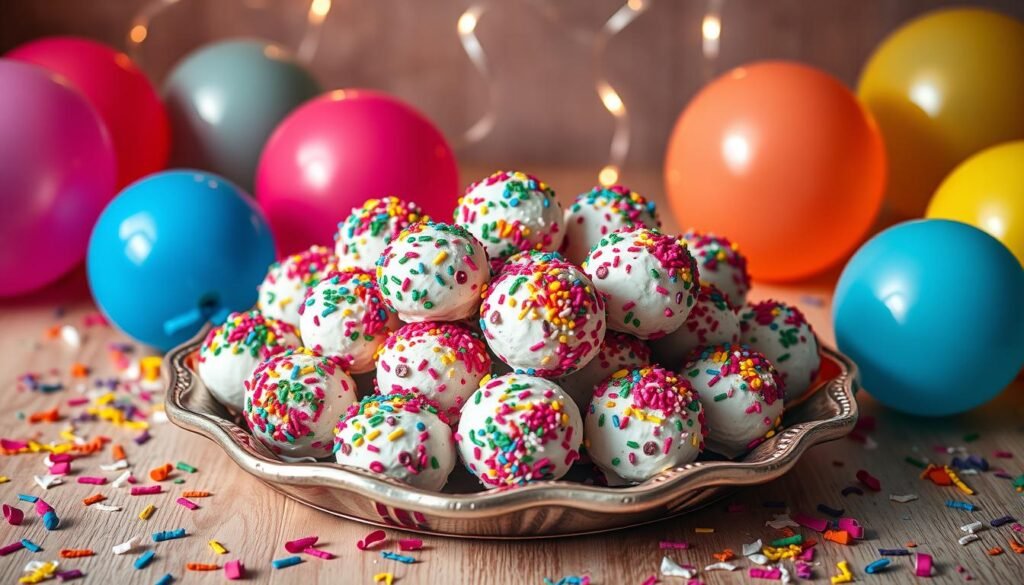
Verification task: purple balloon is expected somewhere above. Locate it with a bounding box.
[0,60,116,297]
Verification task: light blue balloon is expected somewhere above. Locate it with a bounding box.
[163,39,321,191]
[87,170,276,351]
[833,219,1024,416]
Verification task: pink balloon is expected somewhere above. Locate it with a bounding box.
[255,89,459,255]
[7,37,170,189]
[0,60,116,297]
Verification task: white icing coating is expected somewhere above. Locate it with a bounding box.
[684,231,751,308]
[480,258,605,377]
[333,394,455,491]
[583,228,700,339]
[561,185,661,266]
[558,331,650,411]
[257,245,338,328]
[454,170,564,270]
[376,221,489,322]
[649,284,740,370]
[198,310,301,411]
[334,197,427,271]
[243,348,357,459]
[298,269,400,374]
[739,300,821,403]
[456,374,583,487]
[374,322,491,421]
[681,344,784,459]
[585,366,706,483]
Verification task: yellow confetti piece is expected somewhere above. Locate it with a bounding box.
[209,540,227,555]
[373,573,394,585]
[141,356,162,381]
[139,504,155,520]
[695,527,715,533]
[0,476,8,483]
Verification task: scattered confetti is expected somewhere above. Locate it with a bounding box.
[285,536,319,553]
[946,500,977,511]
[176,497,199,510]
[154,573,174,585]
[303,546,335,559]
[830,560,853,584]
[959,534,980,545]
[398,538,423,551]
[915,553,934,577]
[750,566,782,580]
[134,550,155,570]
[112,537,138,555]
[705,562,739,571]
[21,538,43,552]
[59,549,94,558]
[865,558,891,574]
[272,556,303,569]
[224,560,244,580]
[139,504,156,520]
[186,563,219,571]
[356,530,387,550]
[3,504,24,525]
[152,528,186,542]
[960,521,984,534]
[889,493,918,503]
[373,573,394,585]
[856,469,881,491]
[209,540,227,555]
[991,515,1015,527]
[381,551,417,564]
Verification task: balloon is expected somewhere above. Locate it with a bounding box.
[6,36,170,189]
[664,61,886,282]
[0,60,116,298]
[87,170,276,351]
[163,39,321,191]
[927,141,1024,268]
[256,89,459,255]
[857,8,1024,218]
[833,219,1024,417]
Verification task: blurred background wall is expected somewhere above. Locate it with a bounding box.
[3,0,1022,172]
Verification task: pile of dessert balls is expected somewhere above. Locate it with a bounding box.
[197,171,821,491]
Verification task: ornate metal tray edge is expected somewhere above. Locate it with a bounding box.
[164,328,858,538]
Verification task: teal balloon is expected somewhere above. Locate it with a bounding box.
[163,39,321,191]
[833,219,1024,416]
[87,170,276,351]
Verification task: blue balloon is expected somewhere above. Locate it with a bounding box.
[833,219,1024,416]
[87,170,276,351]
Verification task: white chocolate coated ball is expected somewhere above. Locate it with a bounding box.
[561,185,660,266]
[739,300,821,402]
[649,284,740,370]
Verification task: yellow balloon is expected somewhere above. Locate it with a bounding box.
[927,141,1024,267]
[858,8,1024,219]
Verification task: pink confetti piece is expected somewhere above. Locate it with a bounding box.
[77,476,106,485]
[303,546,335,559]
[398,538,423,551]
[357,529,387,551]
[49,453,73,463]
[838,517,865,539]
[856,469,881,491]
[3,504,24,526]
[35,500,53,515]
[750,567,782,580]
[50,462,71,475]
[0,541,24,556]
[285,536,318,553]
[993,450,1013,458]
[915,553,933,577]
[659,540,690,550]
[641,577,657,585]
[224,559,244,580]
[1,439,28,450]
[176,498,198,510]
[130,485,161,496]
[793,512,829,533]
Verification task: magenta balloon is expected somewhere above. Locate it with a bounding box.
[255,89,459,255]
[0,60,116,297]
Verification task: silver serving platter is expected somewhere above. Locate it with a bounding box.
[165,329,858,539]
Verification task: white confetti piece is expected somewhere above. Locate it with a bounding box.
[742,539,763,557]
[94,504,122,512]
[959,533,980,545]
[112,536,138,555]
[33,474,63,489]
[748,554,770,566]
[112,470,132,488]
[960,468,980,476]
[960,521,984,534]
[151,410,169,424]
[779,563,792,585]
[661,557,697,579]
[60,325,81,347]
[766,514,799,530]
[889,494,918,503]
[704,562,738,572]
[100,460,129,471]
[24,560,58,572]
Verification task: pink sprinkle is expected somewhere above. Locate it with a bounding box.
[750,567,782,580]
[49,453,73,463]
[856,469,881,491]
[369,461,385,472]
[66,397,89,407]
[0,439,27,450]
[659,540,690,550]
[3,504,24,526]
[793,512,829,533]
[224,560,244,580]
[35,500,53,515]
[303,546,335,559]
[77,476,106,485]
[0,541,24,556]
[915,553,933,577]
[130,485,161,496]
[285,536,318,553]
[176,497,199,510]
[356,529,387,551]
[993,450,1013,458]
[50,462,71,475]
[641,577,657,585]
[398,538,423,551]
[838,517,864,539]
[798,546,815,561]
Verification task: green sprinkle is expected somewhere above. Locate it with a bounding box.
[176,462,197,473]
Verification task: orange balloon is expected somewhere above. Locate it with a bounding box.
[665,61,887,282]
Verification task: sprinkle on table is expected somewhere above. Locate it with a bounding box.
[186,563,219,571]
[856,469,881,491]
[182,491,212,498]
[131,485,161,496]
[176,462,197,474]
[285,536,319,553]
[176,497,199,510]
[21,538,43,552]
[154,573,174,585]
[272,555,303,569]
[357,529,387,550]
[59,549,94,558]
[224,560,244,580]
[134,550,156,570]
[398,538,423,551]
[152,528,187,542]
[209,540,227,555]
[139,504,156,520]
[3,503,24,525]
[373,573,394,585]
[381,551,417,564]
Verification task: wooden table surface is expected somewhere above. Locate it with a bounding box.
[2,167,1022,584]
